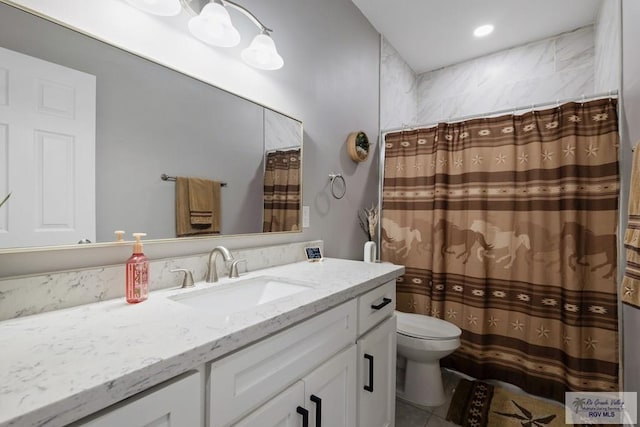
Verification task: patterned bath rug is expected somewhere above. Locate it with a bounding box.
[446,379,566,427]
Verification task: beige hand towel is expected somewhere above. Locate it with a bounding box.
[622,143,640,308]
[176,177,221,237]
[188,178,213,226]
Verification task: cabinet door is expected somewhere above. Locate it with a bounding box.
[233,381,305,427]
[303,345,357,427]
[209,300,357,427]
[75,371,201,427]
[357,316,396,427]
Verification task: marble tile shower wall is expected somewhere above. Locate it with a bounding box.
[416,26,596,125]
[0,240,323,321]
[381,37,418,130]
[594,0,621,92]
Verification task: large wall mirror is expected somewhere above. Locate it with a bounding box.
[0,1,303,251]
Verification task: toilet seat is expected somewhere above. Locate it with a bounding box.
[396,311,461,340]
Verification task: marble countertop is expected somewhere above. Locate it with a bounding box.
[0,258,404,427]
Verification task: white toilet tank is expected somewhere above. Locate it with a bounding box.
[396,311,461,340]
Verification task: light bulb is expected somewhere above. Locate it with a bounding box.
[241,33,284,70]
[125,0,181,16]
[473,24,494,38]
[188,2,241,48]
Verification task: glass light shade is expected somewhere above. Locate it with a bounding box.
[241,34,284,70]
[473,24,494,37]
[188,2,241,48]
[125,0,181,16]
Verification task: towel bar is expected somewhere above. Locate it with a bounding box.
[161,174,227,186]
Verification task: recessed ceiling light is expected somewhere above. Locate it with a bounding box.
[474,24,494,38]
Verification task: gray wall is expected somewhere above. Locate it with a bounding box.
[622,0,640,401]
[267,0,380,259]
[0,0,380,276]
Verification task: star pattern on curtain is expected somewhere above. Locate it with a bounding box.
[467,314,479,326]
[536,325,550,339]
[585,337,598,350]
[586,143,599,157]
[511,320,525,331]
[563,145,576,157]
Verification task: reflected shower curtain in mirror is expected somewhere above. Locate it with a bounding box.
[263,149,301,232]
[381,99,619,401]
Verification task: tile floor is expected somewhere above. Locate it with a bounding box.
[395,369,462,427]
[395,368,567,427]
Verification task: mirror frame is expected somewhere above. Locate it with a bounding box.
[0,0,305,259]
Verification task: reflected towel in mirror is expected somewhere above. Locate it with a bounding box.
[188,178,214,226]
[176,177,221,236]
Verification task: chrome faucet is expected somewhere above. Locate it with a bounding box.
[205,246,234,283]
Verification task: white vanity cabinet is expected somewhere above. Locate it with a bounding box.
[208,300,357,427]
[0,258,405,427]
[207,280,396,427]
[72,371,202,427]
[235,345,357,427]
[356,280,396,427]
[67,279,396,427]
[303,345,357,427]
[233,380,305,427]
[357,317,396,427]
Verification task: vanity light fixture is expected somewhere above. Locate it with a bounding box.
[124,0,182,16]
[124,0,284,70]
[473,24,494,38]
[188,1,241,47]
[241,31,284,70]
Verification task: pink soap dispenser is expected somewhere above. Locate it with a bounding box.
[126,232,149,304]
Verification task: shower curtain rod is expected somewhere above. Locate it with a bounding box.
[265,145,301,154]
[382,90,619,136]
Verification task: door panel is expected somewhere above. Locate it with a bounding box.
[234,381,305,427]
[0,46,96,247]
[304,345,357,427]
[358,316,397,427]
[74,372,201,427]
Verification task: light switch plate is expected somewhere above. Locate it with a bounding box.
[302,206,310,228]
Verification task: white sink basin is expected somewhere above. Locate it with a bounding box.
[170,276,313,316]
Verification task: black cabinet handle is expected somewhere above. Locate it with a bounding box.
[310,394,322,426]
[371,297,392,310]
[364,353,374,392]
[297,406,309,427]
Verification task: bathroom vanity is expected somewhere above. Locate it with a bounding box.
[0,258,403,427]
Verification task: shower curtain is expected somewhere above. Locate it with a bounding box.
[263,149,301,232]
[381,99,619,401]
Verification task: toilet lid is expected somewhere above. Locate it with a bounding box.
[396,311,462,340]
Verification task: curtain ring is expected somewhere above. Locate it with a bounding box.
[328,173,346,199]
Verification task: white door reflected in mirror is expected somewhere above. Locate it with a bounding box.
[0,46,96,248]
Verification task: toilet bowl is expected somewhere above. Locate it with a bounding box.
[395,310,461,407]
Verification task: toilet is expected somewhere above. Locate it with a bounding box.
[395,310,462,407]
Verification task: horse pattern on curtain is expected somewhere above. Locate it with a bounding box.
[263,149,301,232]
[381,99,619,401]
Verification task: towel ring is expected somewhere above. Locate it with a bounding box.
[328,173,346,199]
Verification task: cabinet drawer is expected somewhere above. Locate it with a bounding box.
[208,299,357,427]
[357,280,395,335]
